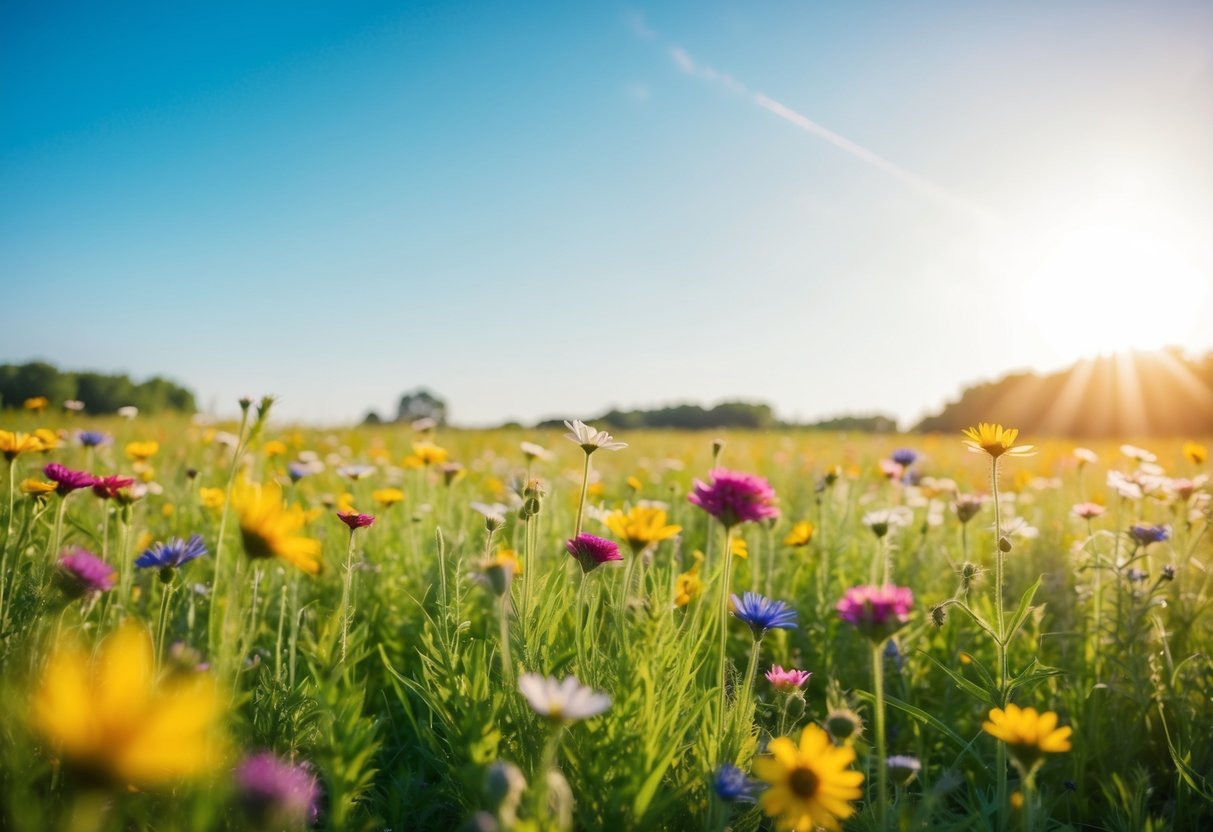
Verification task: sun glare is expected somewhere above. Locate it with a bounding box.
[1013,200,1211,363]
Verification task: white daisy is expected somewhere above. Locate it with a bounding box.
[518,674,611,723]
[563,420,627,454]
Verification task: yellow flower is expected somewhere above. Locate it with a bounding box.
[32,623,224,786]
[336,492,356,513]
[605,506,681,553]
[784,521,816,547]
[34,428,60,451]
[262,439,288,458]
[728,536,748,559]
[1184,441,1207,465]
[674,551,705,607]
[494,547,523,576]
[753,724,865,832]
[962,423,1035,459]
[409,442,449,467]
[373,487,405,507]
[1010,791,1025,811]
[626,475,643,492]
[20,478,56,496]
[198,487,225,510]
[233,482,323,575]
[1,430,45,461]
[135,531,155,553]
[982,703,1072,773]
[587,481,605,498]
[23,396,48,412]
[125,441,160,462]
[162,503,175,517]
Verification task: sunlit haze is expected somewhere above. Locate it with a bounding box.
[3,2,1211,426]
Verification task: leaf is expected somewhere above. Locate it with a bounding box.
[854,689,989,772]
[1005,658,1064,698]
[919,650,996,706]
[1003,575,1042,645]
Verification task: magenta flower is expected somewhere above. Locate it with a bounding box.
[566,533,623,573]
[57,547,115,597]
[337,510,376,530]
[44,463,96,496]
[688,468,779,528]
[235,752,322,829]
[92,474,136,500]
[837,584,914,642]
[766,665,812,693]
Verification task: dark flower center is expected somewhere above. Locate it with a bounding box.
[789,766,819,798]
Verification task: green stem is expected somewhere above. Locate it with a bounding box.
[498,594,513,688]
[574,452,591,537]
[872,640,889,831]
[50,494,69,561]
[155,577,175,665]
[991,456,1008,831]
[716,532,733,764]
[340,529,356,664]
[208,407,251,661]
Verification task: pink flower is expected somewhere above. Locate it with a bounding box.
[337,510,376,530]
[765,665,811,693]
[565,533,623,573]
[688,468,779,528]
[92,474,136,500]
[837,584,914,642]
[1072,502,1105,519]
[44,463,96,495]
[57,547,115,597]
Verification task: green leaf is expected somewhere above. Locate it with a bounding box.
[1003,575,1042,645]
[854,689,989,772]
[918,650,996,706]
[1005,658,1064,698]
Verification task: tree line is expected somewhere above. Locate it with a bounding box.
[0,362,196,414]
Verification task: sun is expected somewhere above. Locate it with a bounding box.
[1011,198,1211,363]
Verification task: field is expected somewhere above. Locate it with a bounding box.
[1,405,1210,831]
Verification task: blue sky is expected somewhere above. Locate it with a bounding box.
[3,1,1212,426]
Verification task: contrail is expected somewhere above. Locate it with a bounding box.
[628,12,991,219]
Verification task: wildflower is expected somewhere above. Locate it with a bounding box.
[955,494,984,523]
[234,752,322,829]
[626,475,643,492]
[199,487,226,510]
[982,703,1071,774]
[337,510,376,530]
[34,428,60,451]
[886,755,922,786]
[520,441,553,461]
[372,487,405,507]
[1184,441,1207,465]
[1129,523,1170,545]
[262,440,288,458]
[783,521,815,547]
[689,468,779,528]
[471,501,510,530]
[824,708,863,742]
[1120,444,1157,463]
[862,507,912,538]
[879,458,904,480]
[0,430,45,460]
[729,536,749,559]
[1126,568,1148,583]
[44,462,96,495]
[730,591,799,639]
[517,674,610,723]
[713,763,759,803]
[837,585,914,642]
[1072,502,1105,519]
[753,724,864,832]
[493,547,523,576]
[57,548,116,597]
[441,462,464,486]
[766,665,812,693]
[563,419,627,454]
[890,448,918,466]
[234,482,322,575]
[337,464,375,481]
[1107,470,1144,501]
[1074,447,1099,465]
[962,423,1035,459]
[136,534,208,572]
[125,441,159,462]
[78,430,109,447]
[674,551,705,606]
[92,474,136,500]
[24,396,49,411]
[1161,565,1176,581]
[32,623,223,785]
[565,533,623,573]
[408,442,449,467]
[604,505,681,554]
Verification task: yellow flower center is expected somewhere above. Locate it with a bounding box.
[789,765,819,798]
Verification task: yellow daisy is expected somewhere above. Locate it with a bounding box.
[1183,441,1207,466]
[605,505,681,554]
[674,551,705,607]
[961,423,1035,459]
[372,487,405,507]
[233,482,322,575]
[0,430,45,461]
[982,703,1071,772]
[783,521,816,547]
[32,623,224,786]
[753,724,865,832]
[125,440,160,462]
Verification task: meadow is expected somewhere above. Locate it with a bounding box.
[0,401,1210,832]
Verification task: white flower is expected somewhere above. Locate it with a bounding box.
[63,399,85,412]
[518,674,611,723]
[1107,470,1144,501]
[470,501,509,525]
[862,507,913,531]
[411,417,438,432]
[563,420,627,454]
[1001,516,1039,539]
[338,464,376,481]
[1120,444,1157,463]
[117,406,138,420]
[520,441,553,461]
[1073,447,1099,465]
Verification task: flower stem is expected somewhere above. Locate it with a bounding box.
[498,593,513,688]
[340,529,356,664]
[872,640,889,832]
[574,452,591,537]
[991,456,1008,831]
[716,532,733,764]
[155,577,175,665]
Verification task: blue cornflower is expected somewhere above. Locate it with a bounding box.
[890,448,918,467]
[730,591,798,638]
[136,534,208,570]
[712,763,758,803]
[78,430,110,448]
[287,462,311,483]
[1129,523,1170,546]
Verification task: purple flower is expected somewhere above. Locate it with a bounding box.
[57,548,115,597]
[287,462,311,482]
[1129,523,1170,546]
[136,534,208,571]
[78,430,110,448]
[235,752,322,829]
[688,468,779,528]
[92,474,136,500]
[337,510,376,530]
[713,763,759,803]
[730,591,798,638]
[837,584,914,642]
[565,533,623,573]
[890,448,919,467]
[44,463,96,495]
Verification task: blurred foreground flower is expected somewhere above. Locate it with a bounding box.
[518,674,610,724]
[1,430,45,460]
[753,723,864,832]
[57,548,116,598]
[234,482,322,575]
[837,585,914,642]
[783,521,815,547]
[235,752,322,830]
[32,624,223,786]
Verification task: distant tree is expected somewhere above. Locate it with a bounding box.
[0,362,195,414]
[363,411,383,425]
[395,389,448,426]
